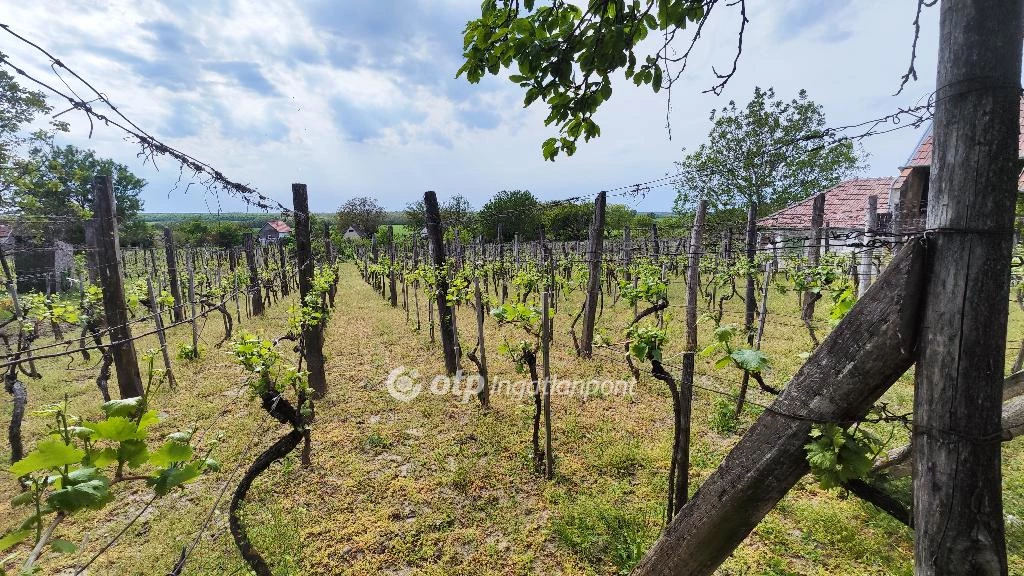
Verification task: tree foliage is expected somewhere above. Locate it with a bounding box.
[336,196,387,238]
[478,189,541,241]
[0,70,68,206]
[459,0,715,160]
[541,200,593,241]
[674,87,864,216]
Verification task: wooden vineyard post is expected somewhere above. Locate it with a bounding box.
[857,195,878,297]
[734,202,759,416]
[186,251,200,357]
[412,240,422,331]
[424,191,458,375]
[388,225,398,307]
[513,233,520,271]
[676,199,706,513]
[93,174,144,399]
[541,249,554,480]
[146,277,177,389]
[229,249,242,324]
[293,184,327,399]
[83,219,99,285]
[277,240,290,298]
[580,191,606,358]
[651,223,660,263]
[323,221,337,306]
[244,233,264,317]
[801,194,826,347]
[163,227,184,323]
[470,276,490,409]
[912,2,1022,572]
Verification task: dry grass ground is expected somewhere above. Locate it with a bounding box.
[0,262,1021,575]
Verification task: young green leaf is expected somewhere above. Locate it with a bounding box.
[10,438,85,477]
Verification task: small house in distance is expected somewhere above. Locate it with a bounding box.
[342,225,365,240]
[259,220,291,244]
[757,177,896,252]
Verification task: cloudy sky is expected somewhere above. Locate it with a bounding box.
[0,0,939,214]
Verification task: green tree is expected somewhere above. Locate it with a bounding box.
[336,196,386,238]
[478,190,541,241]
[458,1,716,160]
[0,70,68,210]
[541,200,593,241]
[674,87,864,218]
[120,219,155,247]
[175,219,212,246]
[404,200,426,232]
[441,194,477,235]
[605,203,637,233]
[15,142,146,241]
[210,222,248,248]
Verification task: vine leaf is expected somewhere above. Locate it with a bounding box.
[10,437,85,477]
[100,397,144,418]
[49,539,77,554]
[149,441,194,467]
[0,529,31,552]
[730,349,770,372]
[47,478,113,513]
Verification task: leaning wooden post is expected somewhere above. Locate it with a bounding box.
[632,239,926,576]
[93,174,143,399]
[677,199,706,512]
[162,227,184,323]
[912,2,1022,572]
[580,191,607,358]
[293,184,328,398]
[857,195,878,297]
[243,233,264,316]
[425,191,458,375]
[146,277,177,389]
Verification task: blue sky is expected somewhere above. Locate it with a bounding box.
[1,0,939,214]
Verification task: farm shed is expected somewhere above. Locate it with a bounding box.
[259,220,291,244]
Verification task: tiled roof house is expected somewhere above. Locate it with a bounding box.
[760,98,1024,237]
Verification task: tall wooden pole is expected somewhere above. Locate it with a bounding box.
[677,199,706,511]
[163,227,184,323]
[424,191,458,375]
[858,196,878,297]
[293,184,327,398]
[580,191,606,358]
[93,175,143,399]
[243,233,264,316]
[912,1,1022,573]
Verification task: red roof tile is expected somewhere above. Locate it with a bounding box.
[267,220,291,233]
[901,98,1024,169]
[757,177,896,230]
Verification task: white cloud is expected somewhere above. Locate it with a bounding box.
[0,0,941,214]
